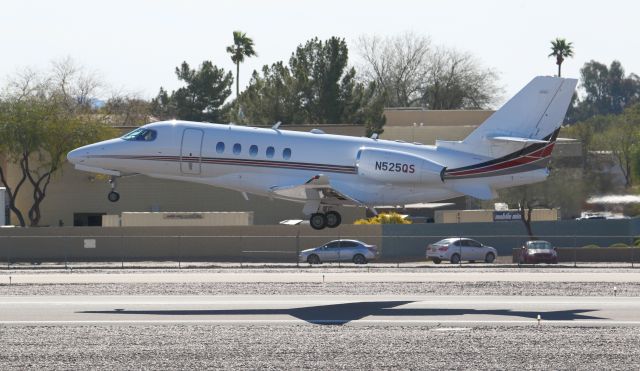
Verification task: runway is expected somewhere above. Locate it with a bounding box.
[2,295,639,326]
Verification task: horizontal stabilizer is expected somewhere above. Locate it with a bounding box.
[488,136,549,144]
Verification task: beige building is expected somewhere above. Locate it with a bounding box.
[435,209,559,224]
[2,110,581,227]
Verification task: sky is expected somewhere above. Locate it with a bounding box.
[1,0,638,106]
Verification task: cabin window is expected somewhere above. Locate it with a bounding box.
[266,146,275,158]
[249,145,258,157]
[216,142,225,154]
[283,148,292,160]
[233,143,242,155]
[122,128,157,142]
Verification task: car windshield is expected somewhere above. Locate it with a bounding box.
[527,241,553,249]
[122,128,157,141]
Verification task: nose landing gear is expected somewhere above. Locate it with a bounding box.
[309,209,342,230]
[107,176,120,202]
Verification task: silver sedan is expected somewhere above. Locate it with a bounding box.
[299,239,379,265]
[426,237,497,264]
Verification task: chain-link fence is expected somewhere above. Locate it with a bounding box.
[0,233,638,268]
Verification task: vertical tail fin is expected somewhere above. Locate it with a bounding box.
[437,76,578,159]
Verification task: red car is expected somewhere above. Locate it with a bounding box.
[519,240,558,264]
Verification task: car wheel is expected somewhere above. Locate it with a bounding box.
[432,258,442,264]
[352,254,366,265]
[307,254,321,265]
[485,252,495,263]
[450,254,460,264]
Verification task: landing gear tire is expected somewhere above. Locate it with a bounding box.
[325,211,342,228]
[309,213,327,230]
[107,191,120,203]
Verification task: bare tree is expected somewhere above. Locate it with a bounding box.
[423,47,500,109]
[356,32,501,109]
[50,56,103,112]
[356,32,431,107]
[103,90,152,126]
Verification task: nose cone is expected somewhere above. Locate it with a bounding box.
[67,147,87,165]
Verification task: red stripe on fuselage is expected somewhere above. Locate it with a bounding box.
[446,141,555,177]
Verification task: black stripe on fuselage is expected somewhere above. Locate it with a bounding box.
[87,154,358,174]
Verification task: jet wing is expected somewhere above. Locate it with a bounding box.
[269,174,364,207]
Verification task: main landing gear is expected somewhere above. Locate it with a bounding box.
[107,176,120,202]
[309,210,342,230]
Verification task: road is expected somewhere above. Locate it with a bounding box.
[2,295,639,326]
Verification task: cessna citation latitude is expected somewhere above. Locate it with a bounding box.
[67,76,577,229]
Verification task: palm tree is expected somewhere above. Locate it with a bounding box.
[548,38,574,77]
[226,31,257,99]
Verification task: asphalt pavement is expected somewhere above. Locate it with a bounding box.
[2,295,639,327]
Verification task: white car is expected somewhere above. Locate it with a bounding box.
[426,238,497,264]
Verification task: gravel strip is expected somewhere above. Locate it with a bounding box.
[3,264,640,274]
[1,325,638,370]
[0,281,634,296]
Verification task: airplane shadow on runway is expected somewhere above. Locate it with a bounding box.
[78,301,605,325]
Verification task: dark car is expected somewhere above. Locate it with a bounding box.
[519,240,558,264]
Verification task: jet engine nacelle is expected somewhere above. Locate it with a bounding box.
[356,148,445,184]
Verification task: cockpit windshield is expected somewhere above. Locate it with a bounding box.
[121,128,157,141]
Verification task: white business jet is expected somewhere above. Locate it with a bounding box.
[67,76,577,229]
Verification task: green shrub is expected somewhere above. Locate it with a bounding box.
[355,212,412,225]
[609,243,629,248]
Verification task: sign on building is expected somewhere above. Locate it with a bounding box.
[493,211,523,222]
